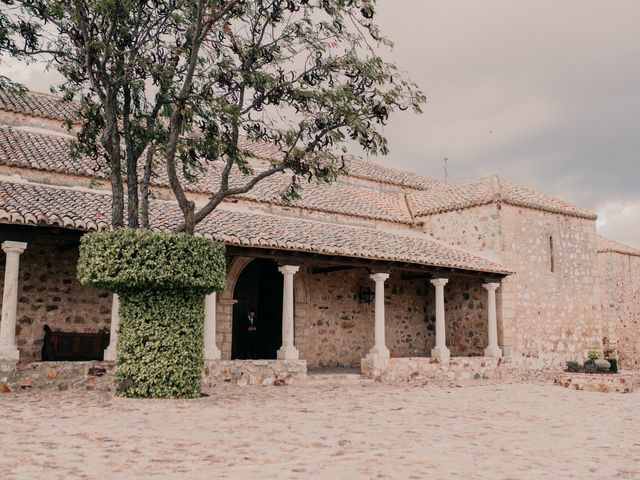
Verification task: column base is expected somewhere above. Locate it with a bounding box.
[366,345,390,361]
[0,345,19,361]
[431,346,450,361]
[364,346,390,373]
[484,345,503,358]
[277,345,299,360]
[103,345,117,362]
[204,346,222,361]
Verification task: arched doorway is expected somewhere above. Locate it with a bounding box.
[231,258,283,359]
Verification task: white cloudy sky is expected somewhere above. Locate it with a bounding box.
[374,0,640,247]
[2,0,639,246]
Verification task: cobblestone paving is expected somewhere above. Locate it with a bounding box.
[1,382,638,479]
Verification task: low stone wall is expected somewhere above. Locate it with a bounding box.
[553,372,640,394]
[1,361,115,393]
[361,356,511,383]
[2,360,309,393]
[202,360,307,387]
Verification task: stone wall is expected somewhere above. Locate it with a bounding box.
[202,359,307,387]
[0,237,113,362]
[1,361,115,393]
[295,268,431,368]
[421,204,604,369]
[553,371,639,393]
[361,356,510,384]
[498,206,600,368]
[418,204,503,260]
[598,251,640,369]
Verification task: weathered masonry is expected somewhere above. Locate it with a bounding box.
[0,90,638,379]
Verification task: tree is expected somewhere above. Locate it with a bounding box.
[1,0,424,234]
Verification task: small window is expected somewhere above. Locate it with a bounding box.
[549,236,555,273]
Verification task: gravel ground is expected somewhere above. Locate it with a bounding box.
[1,382,638,479]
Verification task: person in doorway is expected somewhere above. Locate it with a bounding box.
[246,311,258,359]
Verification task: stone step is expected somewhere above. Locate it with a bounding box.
[305,372,372,385]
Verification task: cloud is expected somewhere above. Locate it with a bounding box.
[373,0,640,246]
[597,200,640,249]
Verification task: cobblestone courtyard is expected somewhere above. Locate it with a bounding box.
[1,382,639,479]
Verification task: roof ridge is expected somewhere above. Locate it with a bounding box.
[489,175,502,202]
[596,234,640,257]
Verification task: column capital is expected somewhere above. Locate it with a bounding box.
[1,241,27,254]
[430,277,449,287]
[370,272,390,282]
[278,265,300,275]
[482,282,500,291]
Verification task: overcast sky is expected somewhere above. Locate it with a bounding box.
[374,0,640,247]
[2,0,639,246]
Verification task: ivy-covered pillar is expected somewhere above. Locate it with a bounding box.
[78,230,226,398]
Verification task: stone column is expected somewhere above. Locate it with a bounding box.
[483,282,503,357]
[277,265,300,360]
[203,292,221,361]
[366,272,390,362]
[103,294,120,361]
[0,241,27,365]
[430,278,450,361]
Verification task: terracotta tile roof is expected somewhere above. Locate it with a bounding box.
[0,179,510,274]
[0,89,76,121]
[408,175,597,220]
[0,125,415,223]
[0,89,441,191]
[241,174,414,223]
[596,235,640,257]
[0,125,101,176]
[0,181,111,230]
[343,157,442,191]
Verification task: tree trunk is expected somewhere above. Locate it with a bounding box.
[184,201,196,235]
[140,149,153,229]
[123,85,139,228]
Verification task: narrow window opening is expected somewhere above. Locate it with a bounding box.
[549,235,555,273]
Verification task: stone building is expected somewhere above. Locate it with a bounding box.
[0,90,638,379]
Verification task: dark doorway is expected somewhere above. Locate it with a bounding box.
[232,259,283,359]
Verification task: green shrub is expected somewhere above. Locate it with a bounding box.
[565,361,582,373]
[606,358,618,374]
[586,350,600,361]
[77,229,227,398]
[594,358,611,372]
[77,229,226,293]
[583,359,597,374]
[116,288,205,398]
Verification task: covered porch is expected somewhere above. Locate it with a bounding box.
[0,222,510,384]
[196,247,507,381]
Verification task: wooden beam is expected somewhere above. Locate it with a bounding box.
[310,265,361,275]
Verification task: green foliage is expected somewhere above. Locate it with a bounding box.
[1,0,425,231]
[116,288,204,398]
[77,229,226,294]
[77,229,227,398]
[606,358,618,374]
[586,349,601,361]
[594,358,611,372]
[565,361,582,373]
